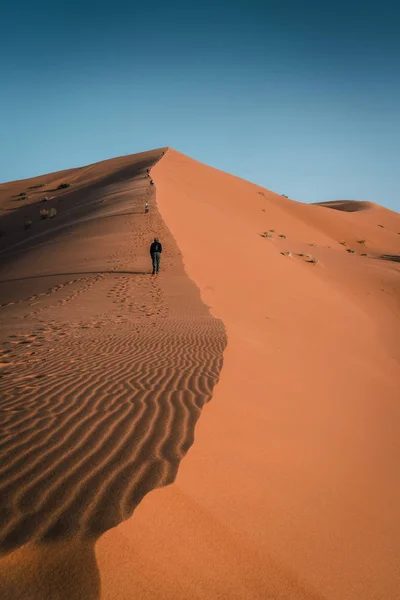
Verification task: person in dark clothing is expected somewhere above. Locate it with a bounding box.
[150,237,162,274]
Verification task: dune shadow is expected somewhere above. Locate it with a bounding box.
[0,149,164,261]
[0,540,100,600]
[313,200,371,212]
[0,147,226,599]
[378,254,400,263]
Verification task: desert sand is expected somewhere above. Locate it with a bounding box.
[0,148,399,599]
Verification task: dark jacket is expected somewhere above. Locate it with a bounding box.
[150,241,162,255]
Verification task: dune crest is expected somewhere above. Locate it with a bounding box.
[97,148,400,600]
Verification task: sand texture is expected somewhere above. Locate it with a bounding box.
[1,148,400,599]
[0,149,225,599]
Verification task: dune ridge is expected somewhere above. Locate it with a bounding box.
[95,148,400,600]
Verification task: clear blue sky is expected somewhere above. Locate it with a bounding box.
[1,0,399,210]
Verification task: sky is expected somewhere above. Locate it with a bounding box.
[1,0,399,210]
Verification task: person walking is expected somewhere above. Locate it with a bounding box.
[150,237,162,275]
[145,201,149,213]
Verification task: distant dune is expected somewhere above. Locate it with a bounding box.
[1,149,399,600]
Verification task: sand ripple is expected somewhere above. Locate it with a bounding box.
[0,313,226,553]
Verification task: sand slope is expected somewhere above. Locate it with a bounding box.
[97,149,400,600]
[0,150,226,599]
[0,148,399,599]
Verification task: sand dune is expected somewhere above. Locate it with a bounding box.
[1,148,399,599]
[0,150,226,598]
[97,150,399,600]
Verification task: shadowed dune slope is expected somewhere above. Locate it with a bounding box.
[0,149,166,278]
[97,149,400,600]
[0,149,226,599]
[313,199,373,212]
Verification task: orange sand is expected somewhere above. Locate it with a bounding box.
[98,150,400,599]
[1,148,399,599]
